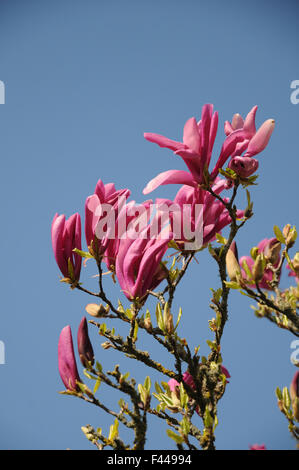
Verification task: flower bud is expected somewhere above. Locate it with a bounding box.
[163,304,174,335]
[77,317,94,367]
[283,224,291,239]
[228,156,259,179]
[252,254,265,283]
[85,303,109,318]
[285,226,297,248]
[226,241,241,281]
[58,325,81,391]
[144,315,153,333]
[263,238,281,265]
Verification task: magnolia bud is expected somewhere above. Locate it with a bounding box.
[163,304,174,335]
[226,241,241,281]
[144,316,152,333]
[283,224,291,239]
[77,317,94,367]
[85,303,110,318]
[252,254,265,283]
[283,224,297,248]
[264,239,281,265]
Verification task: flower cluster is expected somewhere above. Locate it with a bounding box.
[52,103,275,300]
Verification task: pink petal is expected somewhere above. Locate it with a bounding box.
[143,170,197,195]
[183,117,201,153]
[144,133,185,152]
[243,105,258,136]
[245,119,275,157]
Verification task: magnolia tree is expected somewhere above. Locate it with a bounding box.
[51,104,299,450]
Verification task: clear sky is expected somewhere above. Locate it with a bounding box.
[0,0,298,450]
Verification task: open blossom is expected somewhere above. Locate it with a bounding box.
[168,367,231,392]
[58,325,81,391]
[240,238,281,290]
[77,317,94,368]
[51,213,82,281]
[115,220,172,301]
[163,179,244,249]
[104,199,152,271]
[168,367,230,414]
[143,104,274,194]
[85,179,130,256]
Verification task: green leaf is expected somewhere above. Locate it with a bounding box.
[283,386,291,409]
[174,307,183,331]
[161,381,171,394]
[206,340,217,351]
[166,429,184,444]
[133,322,139,342]
[204,407,213,429]
[180,417,190,435]
[117,300,125,313]
[273,225,285,244]
[125,308,133,320]
[83,369,97,380]
[275,387,282,400]
[108,419,119,442]
[224,281,240,289]
[160,394,174,407]
[73,248,93,259]
[93,378,101,394]
[155,303,164,331]
[215,233,228,245]
[179,382,189,409]
[242,258,252,279]
[144,376,151,394]
[155,382,163,394]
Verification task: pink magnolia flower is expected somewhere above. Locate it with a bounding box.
[166,180,244,249]
[115,221,172,301]
[249,444,266,450]
[228,156,259,178]
[77,317,94,368]
[224,106,275,178]
[168,378,180,392]
[58,325,81,391]
[240,238,281,290]
[85,179,130,256]
[168,367,230,414]
[51,213,82,281]
[104,199,152,271]
[143,104,274,194]
[290,370,299,421]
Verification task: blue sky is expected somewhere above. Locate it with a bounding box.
[0,0,299,450]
